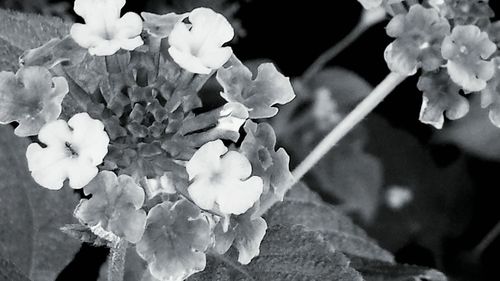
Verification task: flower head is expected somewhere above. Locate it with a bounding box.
[186,140,263,215]
[26,113,110,190]
[434,0,494,25]
[384,5,450,75]
[442,24,497,92]
[70,0,143,56]
[168,7,234,74]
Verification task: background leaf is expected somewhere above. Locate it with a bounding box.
[436,95,500,161]
[0,126,80,281]
[0,8,70,72]
[364,115,474,260]
[278,67,383,222]
[186,184,446,281]
[0,38,21,72]
[0,8,70,51]
[190,224,364,281]
[350,257,447,281]
[265,183,394,263]
[0,256,31,281]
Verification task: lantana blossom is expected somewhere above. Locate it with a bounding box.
[186,140,263,215]
[26,113,110,190]
[441,24,497,92]
[0,67,69,137]
[384,4,450,76]
[168,7,235,74]
[70,0,143,56]
[75,171,147,243]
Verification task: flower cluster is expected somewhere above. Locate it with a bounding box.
[0,1,295,280]
[358,0,500,128]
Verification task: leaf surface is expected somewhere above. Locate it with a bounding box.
[0,126,80,281]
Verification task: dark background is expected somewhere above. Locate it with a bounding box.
[2,0,500,280]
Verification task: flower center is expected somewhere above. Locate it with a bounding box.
[65,142,79,157]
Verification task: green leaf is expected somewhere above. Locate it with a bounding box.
[0,38,21,72]
[349,257,447,281]
[308,67,373,111]
[0,256,31,281]
[311,141,383,222]
[265,183,394,263]
[365,115,473,257]
[436,94,500,161]
[0,125,80,281]
[0,8,70,52]
[266,184,448,281]
[282,68,383,222]
[0,9,70,74]
[190,225,364,281]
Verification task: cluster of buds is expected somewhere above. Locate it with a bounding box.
[359,0,500,129]
[0,0,295,280]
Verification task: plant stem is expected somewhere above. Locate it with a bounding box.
[257,72,406,217]
[302,8,385,81]
[302,23,366,81]
[292,72,406,183]
[107,240,128,281]
[473,220,500,258]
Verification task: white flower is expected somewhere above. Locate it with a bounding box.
[215,102,249,133]
[168,7,234,74]
[70,0,143,56]
[26,113,110,190]
[186,140,263,215]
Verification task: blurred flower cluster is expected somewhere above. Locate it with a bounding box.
[0,0,295,280]
[360,0,500,129]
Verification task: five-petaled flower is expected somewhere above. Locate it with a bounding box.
[75,171,147,243]
[26,113,110,190]
[70,0,143,56]
[0,67,68,137]
[442,24,497,92]
[168,7,234,74]
[384,4,451,76]
[186,140,263,215]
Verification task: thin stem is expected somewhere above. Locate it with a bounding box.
[302,23,367,81]
[107,240,128,281]
[292,72,406,183]
[257,72,406,217]
[302,8,386,82]
[473,220,500,258]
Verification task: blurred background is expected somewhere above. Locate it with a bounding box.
[2,0,500,280]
